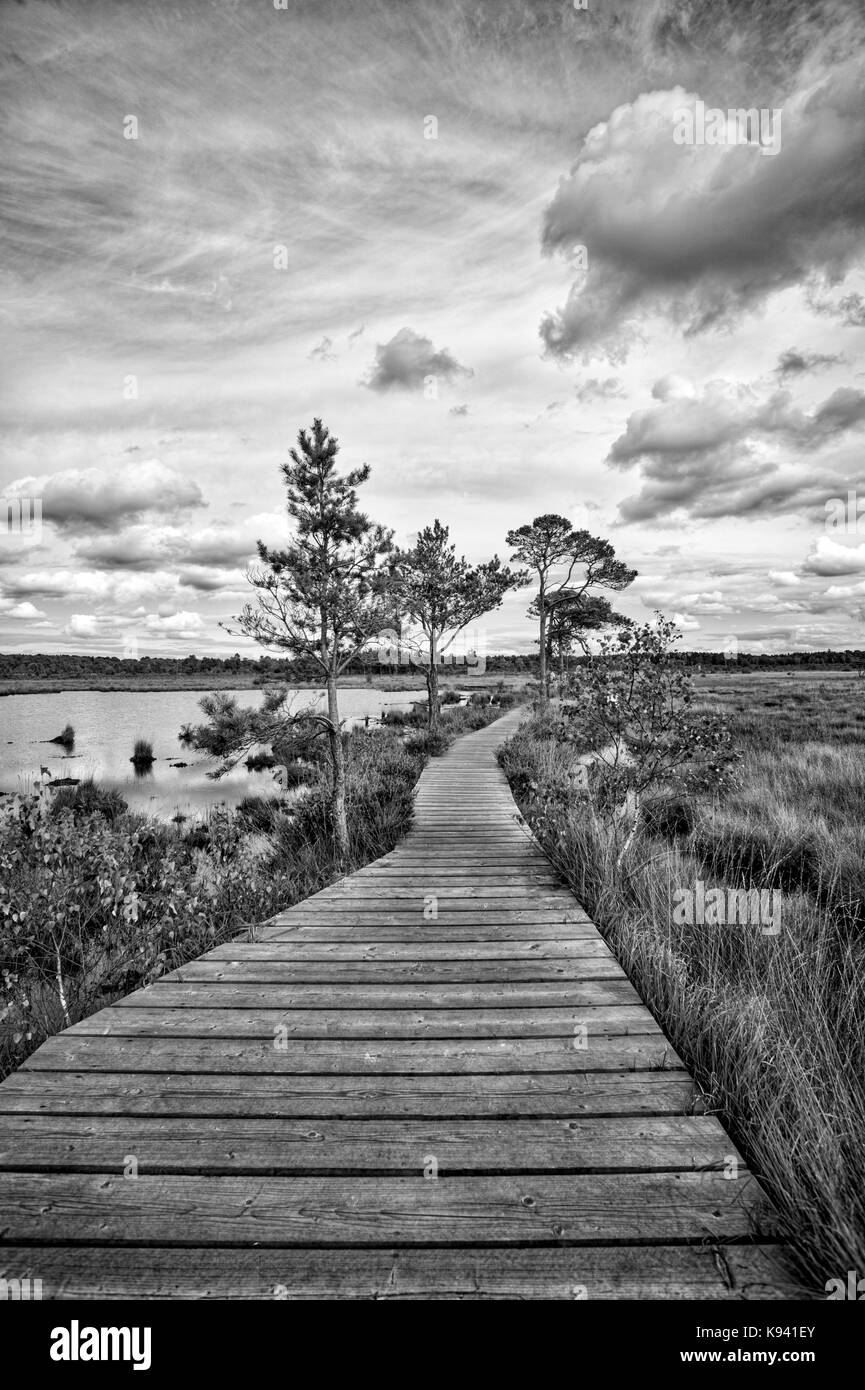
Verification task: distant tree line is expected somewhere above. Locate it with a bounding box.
[2,647,864,683]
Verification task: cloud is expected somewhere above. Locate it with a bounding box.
[802,536,865,576]
[308,336,336,361]
[809,288,865,326]
[364,327,473,392]
[775,348,843,379]
[573,377,625,403]
[0,599,47,619]
[143,610,205,639]
[769,570,801,586]
[607,377,865,521]
[825,578,865,597]
[7,568,181,606]
[6,461,205,533]
[64,608,205,642]
[540,57,865,360]
[72,513,285,572]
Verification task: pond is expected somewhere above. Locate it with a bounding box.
[0,686,427,819]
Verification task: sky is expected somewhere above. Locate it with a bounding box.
[2,0,865,657]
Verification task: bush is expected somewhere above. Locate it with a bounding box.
[406,729,449,757]
[50,779,128,823]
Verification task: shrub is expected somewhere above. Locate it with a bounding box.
[50,779,127,822]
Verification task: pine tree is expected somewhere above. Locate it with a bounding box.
[225,419,392,862]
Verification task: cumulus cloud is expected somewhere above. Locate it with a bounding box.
[364,328,473,392]
[0,599,47,619]
[144,610,205,639]
[540,57,865,360]
[802,536,865,576]
[769,570,801,586]
[64,608,205,642]
[607,377,865,521]
[6,461,205,533]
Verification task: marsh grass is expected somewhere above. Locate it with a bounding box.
[130,737,155,769]
[500,672,865,1288]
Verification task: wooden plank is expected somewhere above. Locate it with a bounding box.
[67,1003,660,1039]
[21,1034,685,1073]
[259,925,598,941]
[0,1115,737,1174]
[206,941,615,960]
[261,908,591,924]
[0,1171,759,1244]
[0,1243,805,1300]
[116,981,643,1009]
[170,959,626,982]
[0,1070,702,1118]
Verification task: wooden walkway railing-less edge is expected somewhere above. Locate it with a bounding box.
[0,709,802,1299]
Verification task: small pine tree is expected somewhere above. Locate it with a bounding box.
[210,419,393,862]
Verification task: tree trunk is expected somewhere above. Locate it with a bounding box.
[427,633,440,731]
[326,673,349,864]
[538,587,548,708]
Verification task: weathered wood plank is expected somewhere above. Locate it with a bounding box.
[67,1003,660,1039]
[259,924,598,941]
[21,1034,685,1073]
[206,941,616,960]
[0,1243,805,1300]
[0,1070,703,1118]
[0,1171,759,1243]
[117,980,643,1009]
[171,959,625,982]
[0,1115,738,1173]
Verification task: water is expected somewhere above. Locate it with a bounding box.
[0,686,426,819]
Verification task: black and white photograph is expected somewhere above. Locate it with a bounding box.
[0,0,864,1342]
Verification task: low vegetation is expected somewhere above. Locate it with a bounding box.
[130,737,155,769]
[0,701,512,1080]
[499,670,865,1289]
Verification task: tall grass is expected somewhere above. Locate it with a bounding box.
[499,674,865,1290]
[130,736,155,768]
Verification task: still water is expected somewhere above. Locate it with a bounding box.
[0,687,425,818]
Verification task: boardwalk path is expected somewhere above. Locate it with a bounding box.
[0,710,798,1298]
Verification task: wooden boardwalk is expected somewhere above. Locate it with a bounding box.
[0,710,800,1298]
